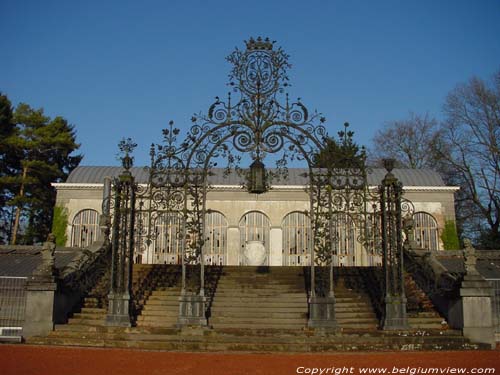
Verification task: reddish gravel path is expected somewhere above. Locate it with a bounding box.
[1,345,499,375]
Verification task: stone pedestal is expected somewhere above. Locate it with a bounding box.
[308,296,337,329]
[177,293,207,327]
[382,294,409,330]
[106,292,132,327]
[460,273,495,348]
[23,280,57,337]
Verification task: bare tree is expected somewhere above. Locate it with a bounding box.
[371,112,440,169]
[436,70,500,248]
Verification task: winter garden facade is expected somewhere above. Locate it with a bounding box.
[53,166,458,267]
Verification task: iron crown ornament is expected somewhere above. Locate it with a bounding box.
[188,36,327,172]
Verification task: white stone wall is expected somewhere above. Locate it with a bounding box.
[53,184,457,265]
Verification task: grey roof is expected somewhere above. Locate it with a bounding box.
[0,246,81,277]
[66,166,446,187]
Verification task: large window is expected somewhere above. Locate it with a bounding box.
[71,209,100,247]
[331,213,356,266]
[205,211,228,265]
[239,211,270,265]
[413,212,439,251]
[282,212,311,266]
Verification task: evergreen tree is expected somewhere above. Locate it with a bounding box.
[314,123,365,170]
[6,102,82,244]
[0,93,18,243]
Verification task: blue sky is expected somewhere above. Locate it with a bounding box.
[1,0,499,167]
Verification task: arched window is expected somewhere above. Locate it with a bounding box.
[205,211,228,265]
[239,211,270,265]
[71,209,100,247]
[282,212,311,266]
[413,212,439,251]
[153,212,183,264]
[331,213,356,266]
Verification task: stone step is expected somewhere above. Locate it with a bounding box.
[335,306,375,312]
[144,299,179,305]
[213,289,305,294]
[137,322,178,328]
[336,318,378,325]
[216,292,307,300]
[210,317,306,325]
[408,323,446,329]
[211,301,306,308]
[154,287,182,292]
[139,311,178,318]
[208,306,308,313]
[408,316,443,323]
[142,304,180,312]
[47,329,306,343]
[26,334,484,352]
[79,307,107,314]
[54,324,109,332]
[66,318,106,326]
[210,323,306,330]
[136,316,178,323]
[211,311,308,319]
[216,279,303,283]
[334,312,376,319]
[408,312,441,318]
[72,313,107,320]
[147,296,181,302]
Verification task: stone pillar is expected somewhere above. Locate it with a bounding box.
[23,234,57,337]
[460,240,495,348]
[226,227,240,265]
[269,227,283,266]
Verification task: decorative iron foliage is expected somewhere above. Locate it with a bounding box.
[114,38,389,282]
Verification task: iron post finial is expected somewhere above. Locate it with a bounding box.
[118,137,137,172]
[383,158,396,173]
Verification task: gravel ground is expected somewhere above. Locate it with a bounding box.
[1,345,499,375]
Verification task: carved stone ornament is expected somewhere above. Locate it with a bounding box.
[244,240,267,266]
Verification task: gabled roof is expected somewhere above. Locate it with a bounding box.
[65,166,447,187]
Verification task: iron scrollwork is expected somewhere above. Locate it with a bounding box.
[109,37,394,328]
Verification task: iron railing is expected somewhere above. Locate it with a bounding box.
[0,276,27,338]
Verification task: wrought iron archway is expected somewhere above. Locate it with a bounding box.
[103,37,411,330]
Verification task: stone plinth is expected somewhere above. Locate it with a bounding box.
[308,296,337,329]
[23,280,57,337]
[460,273,495,348]
[177,293,207,327]
[106,292,132,327]
[382,294,409,330]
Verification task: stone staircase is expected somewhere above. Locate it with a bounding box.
[405,273,447,329]
[24,265,485,351]
[209,266,308,330]
[133,265,181,328]
[135,287,180,328]
[333,269,379,330]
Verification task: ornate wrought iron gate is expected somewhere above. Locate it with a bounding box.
[104,37,410,330]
